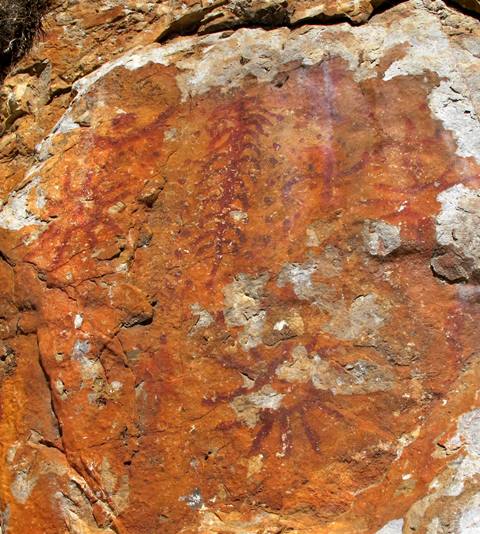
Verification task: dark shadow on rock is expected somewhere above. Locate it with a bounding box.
[0,0,52,83]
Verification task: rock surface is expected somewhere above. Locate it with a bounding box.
[1,0,480,533]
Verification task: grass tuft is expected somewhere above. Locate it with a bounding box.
[0,0,52,77]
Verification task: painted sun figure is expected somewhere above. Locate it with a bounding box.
[205,344,395,458]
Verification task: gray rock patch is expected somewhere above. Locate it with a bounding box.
[363,220,401,257]
[431,184,480,282]
[223,273,269,351]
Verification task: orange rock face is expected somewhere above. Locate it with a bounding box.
[1,1,480,533]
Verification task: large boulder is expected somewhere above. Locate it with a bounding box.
[1,0,480,532]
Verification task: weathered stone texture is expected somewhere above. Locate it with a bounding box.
[1,0,480,533]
